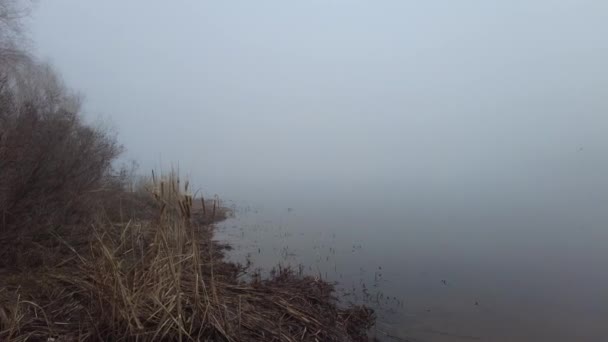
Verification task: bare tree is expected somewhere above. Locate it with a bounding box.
[0,0,30,65]
[1,60,124,234]
[0,1,124,236]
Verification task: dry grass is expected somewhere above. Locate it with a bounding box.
[0,172,374,341]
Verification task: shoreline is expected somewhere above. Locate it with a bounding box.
[0,177,375,341]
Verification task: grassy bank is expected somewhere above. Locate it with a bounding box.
[0,1,375,338]
[0,174,374,341]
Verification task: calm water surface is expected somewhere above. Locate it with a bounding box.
[214,175,608,341]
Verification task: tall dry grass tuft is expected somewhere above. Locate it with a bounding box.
[67,172,214,340]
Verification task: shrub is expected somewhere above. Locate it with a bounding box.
[0,60,122,237]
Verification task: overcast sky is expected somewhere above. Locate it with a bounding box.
[29,1,608,197]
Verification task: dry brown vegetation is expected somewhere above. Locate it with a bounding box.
[0,1,375,339]
[0,173,374,341]
[0,58,123,268]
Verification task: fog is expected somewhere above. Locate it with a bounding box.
[25,2,608,340]
[30,1,608,199]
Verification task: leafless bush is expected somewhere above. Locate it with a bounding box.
[0,0,30,66]
[0,60,122,239]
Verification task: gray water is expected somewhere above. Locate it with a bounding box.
[214,173,608,341]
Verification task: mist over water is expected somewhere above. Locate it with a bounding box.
[215,176,608,341]
[30,0,608,340]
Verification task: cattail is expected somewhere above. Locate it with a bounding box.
[201,195,206,216]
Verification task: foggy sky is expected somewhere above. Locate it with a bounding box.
[29,1,608,197]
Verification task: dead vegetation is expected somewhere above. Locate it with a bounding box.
[0,1,374,338]
[0,173,374,341]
